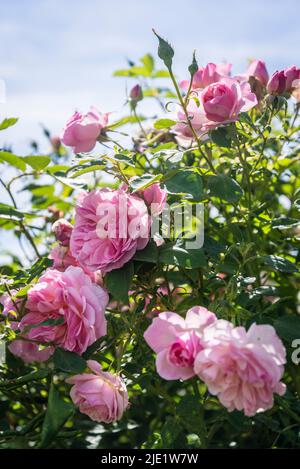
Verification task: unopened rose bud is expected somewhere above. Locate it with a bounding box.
[247,59,269,87]
[267,70,287,95]
[52,219,73,246]
[284,66,300,92]
[130,84,143,103]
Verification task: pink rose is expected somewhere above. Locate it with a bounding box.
[246,59,269,86]
[49,244,79,270]
[67,360,129,423]
[284,66,300,92]
[52,219,73,246]
[19,266,108,354]
[61,107,109,153]
[9,339,54,364]
[70,189,150,273]
[0,292,54,363]
[201,77,257,124]
[174,98,208,143]
[144,306,217,380]
[194,320,286,417]
[142,183,167,216]
[180,62,232,91]
[267,70,287,94]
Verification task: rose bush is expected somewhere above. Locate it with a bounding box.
[0,32,299,449]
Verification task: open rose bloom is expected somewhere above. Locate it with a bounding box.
[60,107,109,153]
[67,360,129,423]
[194,321,286,416]
[19,266,108,355]
[70,188,150,273]
[144,307,216,380]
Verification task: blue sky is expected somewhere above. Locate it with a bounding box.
[0,0,299,153]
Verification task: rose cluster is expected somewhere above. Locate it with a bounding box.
[175,60,300,143]
[144,307,286,417]
[0,182,166,424]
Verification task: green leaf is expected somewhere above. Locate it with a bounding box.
[261,255,298,273]
[153,29,174,70]
[207,175,243,203]
[23,155,51,170]
[133,241,158,263]
[110,153,135,166]
[165,170,203,200]
[154,118,176,129]
[52,174,87,189]
[176,395,204,437]
[0,203,25,221]
[140,54,154,74]
[105,261,134,304]
[274,316,300,342]
[159,242,206,269]
[0,117,18,131]
[53,348,86,373]
[210,127,232,147]
[161,416,184,449]
[40,383,74,448]
[130,174,161,192]
[0,151,26,171]
[272,217,300,230]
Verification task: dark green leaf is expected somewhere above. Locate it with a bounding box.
[105,261,134,304]
[207,175,243,203]
[165,170,203,200]
[261,255,298,273]
[159,242,206,268]
[53,348,86,373]
[210,127,232,147]
[40,383,74,448]
[274,316,300,342]
[133,241,158,263]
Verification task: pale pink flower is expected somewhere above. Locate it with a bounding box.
[194,320,286,417]
[19,266,108,354]
[61,107,109,153]
[180,62,232,91]
[144,306,217,380]
[67,360,129,423]
[70,188,150,273]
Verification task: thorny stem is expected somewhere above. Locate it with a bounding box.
[168,68,216,173]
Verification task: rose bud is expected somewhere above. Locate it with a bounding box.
[267,70,287,95]
[246,59,269,86]
[52,219,73,246]
[284,65,300,92]
[130,84,143,102]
